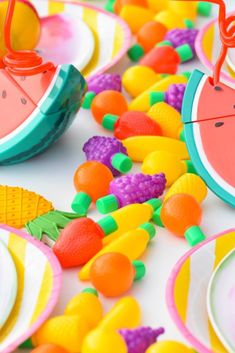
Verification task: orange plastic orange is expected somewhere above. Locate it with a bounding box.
[91,90,128,125]
[31,344,69,353]
[90,253,135,297]
[137,21,167,52]
[114,0,148,14]
[3,0,53,75]
[161,194,202,237]
[74,161,113,202]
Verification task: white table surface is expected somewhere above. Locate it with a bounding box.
[4,0,234,351]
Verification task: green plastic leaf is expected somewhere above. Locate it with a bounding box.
[25,210,85,243]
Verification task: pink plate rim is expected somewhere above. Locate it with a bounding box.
[166,228,235,353]
[0,224,62,353]
[195,13,235,85]
[41,0,132,79]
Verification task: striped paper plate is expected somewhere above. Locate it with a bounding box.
[0,225,62,353]
[167,228,235,353]
[207,249,235,353]
[32,0,131,78]
[196,13,235,86]
[0,240,17,331]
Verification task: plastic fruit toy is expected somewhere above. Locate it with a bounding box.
[91,90,128,125]
[119,327,165,353]
[0,185,53,229]
[147,102,183,139]
[164,173,208,203]
[168,1,198,20]
[99,296,141,330]
[83,136,132,176]
[147,0,168,12]
[65,288,103,329]
[96,173,166,214]
[72,161,113,214]
[53,217,117,268]
[102,199,159,245]
[129,73,189,112]
[82,328,127,353]
[30,344,69,353]
[32,315,89,352]
[122,66,162,98]
[154,10,185,29]
[161,193,206,246]
[0,0,41,57]
[90,253,145,297]
[87,73,122,95]
[79,222,156,281]
[123,136,189,162]
[140,44,193,74]
[146,341,195,353]
[119,5,154,34]
[114,0,148,13]
[142,151,196,187]
[165,29,199,54]
[83,74,122,109]
[150,84,186,112]
[137,21,167,53]
[102,111,162,140]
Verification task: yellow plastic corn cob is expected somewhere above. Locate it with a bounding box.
[32,315,89,353]
[129,74,188,112]
[147,102,183,139]
[164,173,208,203]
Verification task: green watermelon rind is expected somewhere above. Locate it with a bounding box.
[0,64,86,165]
[183,69,235,208]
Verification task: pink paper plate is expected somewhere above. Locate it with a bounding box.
[0,225,62,353]
[167,228,235,353]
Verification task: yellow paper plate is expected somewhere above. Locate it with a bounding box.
[196,14,235,86]
[167,228,235,353]
[0,225,61,353]
[32,0,131,78]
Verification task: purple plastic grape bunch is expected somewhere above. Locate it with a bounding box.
[87,73,122,94]
[119,326,165,353]
[150,84,186,112]
[96,172,166,214]
[165,28,199,54]
[82,73,122,109]
[83,136,132,176]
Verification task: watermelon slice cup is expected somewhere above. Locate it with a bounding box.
[182,69,235,207]
[0,64,86,165]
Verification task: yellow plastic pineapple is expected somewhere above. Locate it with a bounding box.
[0,185,53,229]
[0,185,85,244]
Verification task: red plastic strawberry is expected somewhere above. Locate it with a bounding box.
[102,111,162,140]
[53,217,117,268]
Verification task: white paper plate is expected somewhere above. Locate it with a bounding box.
[0,239,17,330]
[39,13,95,72]
[207,249,235,353]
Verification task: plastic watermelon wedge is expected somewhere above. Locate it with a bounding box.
[182,69,235,207]
[0,64,86,165]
